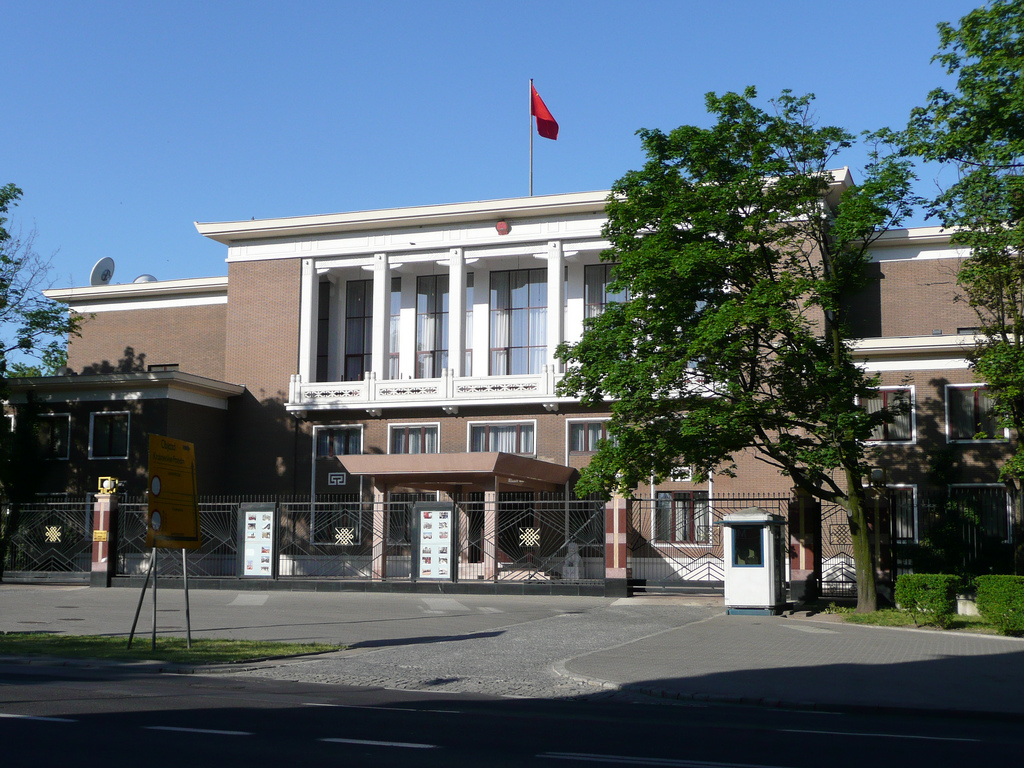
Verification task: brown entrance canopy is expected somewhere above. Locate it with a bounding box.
[337,452,578,494]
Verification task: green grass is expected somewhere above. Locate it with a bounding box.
[0,633,342,664]
[840,609,998,634]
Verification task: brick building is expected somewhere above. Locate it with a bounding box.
[7,183,1016,590]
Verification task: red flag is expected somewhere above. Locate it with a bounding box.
[531,84,559,140]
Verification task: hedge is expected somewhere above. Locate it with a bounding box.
[975,575,1024,637]
[894,574,959,628]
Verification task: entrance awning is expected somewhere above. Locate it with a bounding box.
[337,452,578,493]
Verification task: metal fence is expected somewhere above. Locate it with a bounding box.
[1,495,93,576]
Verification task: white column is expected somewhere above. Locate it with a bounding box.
[298,258,318,383]
[546,241,564,369]
[472,266,490,377]
[448,248,465,378]
[399,274,416,379]
[371,253,391,379]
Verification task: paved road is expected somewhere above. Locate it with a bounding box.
[3,584,1023,718]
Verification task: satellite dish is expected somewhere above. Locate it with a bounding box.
[90,257,115,286]
[133,274,158,283]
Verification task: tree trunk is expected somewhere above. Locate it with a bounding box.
[844,469,877,613]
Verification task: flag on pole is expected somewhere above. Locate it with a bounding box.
[531,84,559,140]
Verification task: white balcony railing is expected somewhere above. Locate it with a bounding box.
[289,366,566,411]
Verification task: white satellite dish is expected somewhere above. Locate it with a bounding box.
[133,274,158,283]
[90,257,115,286]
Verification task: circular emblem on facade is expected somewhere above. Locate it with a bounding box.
[496,220,511,235]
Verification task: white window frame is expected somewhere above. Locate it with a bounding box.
[564,417,612,463]
[945,384,1009,443]
[466,419,537,456]
[88,411,130,460]
[312,424,364,460]
[653,490,713,547]
[861,385,917,445]
[388,422,441,455]
[39,413,71,460]
[887,484,918,543]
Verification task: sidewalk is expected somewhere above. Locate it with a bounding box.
[562,609,1024,718]
[2,584,1022,717]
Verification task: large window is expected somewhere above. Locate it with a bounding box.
[316,427,362,458]
[39,414,71,460]
[490,268,546,375]
[89,412,129,459]
[862,388,913,442]
[390,424,439,454]
[389,277,401,379]
[584,263,628,319]
[464,272,474,375]
[344,280,372,382]
[316,280,331,382]
[416,275,449,378]
[470,422,535,454]
[655,491,710,545]
[947,385,1003,441]
[568,421,610,453]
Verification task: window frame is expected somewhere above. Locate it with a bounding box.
[566,418,612,456]
[388,422,441,455]
[313,424,364,459]
[39,413,71,460]
[861,386,916,444]
[654,490,712,546]
[88,411,130,460]
[945,384,1008,443]
[948,483,1013,544]
[467,420,537,456]
[489,267,547,376]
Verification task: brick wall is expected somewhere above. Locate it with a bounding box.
[67,304,227,380]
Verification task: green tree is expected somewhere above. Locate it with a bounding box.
[558,89,918,612]
[0,183,81,578]
[905,0,1024,569]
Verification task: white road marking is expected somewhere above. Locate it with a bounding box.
[0,713,77,723]
[421,597,468,612]
[477,606,503,614]
[320,737,437,749]
[145,726,251,736]
[538,754,792,767]
[227,594,268,607]
[779,729,980,743]
[304,702,461,714]
[780,625,837,634]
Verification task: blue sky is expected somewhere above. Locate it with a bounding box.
[6,0,982,289]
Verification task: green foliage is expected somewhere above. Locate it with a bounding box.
[895,574,960,628]
[975,574,1024,635]
[0,183,80,381]
[905,1,1024,485]
[557,88,918,610]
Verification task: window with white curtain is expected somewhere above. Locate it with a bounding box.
[655,491,711,545]
[489,268,546,375]
[388,277,401,379]
[947,385,1003,441]
[416,274,449,378]
[469,422,535,454]
[862,388,913,442]
[568,421,610,453]
[584,263,628,319]
[390,424,440,454]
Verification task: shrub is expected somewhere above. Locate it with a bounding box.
[894,574,959,628]
[975,575,1024,637]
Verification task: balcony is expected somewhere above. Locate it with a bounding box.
[288,366,568,413]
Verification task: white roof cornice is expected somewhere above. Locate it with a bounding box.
[195,191,612,245]
[43,276,228,303]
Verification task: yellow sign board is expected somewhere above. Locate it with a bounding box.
[146,435,202,549]
[92,530,108,542]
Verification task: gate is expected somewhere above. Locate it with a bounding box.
[819,500,856,598]
[1,495,92,577]
[628,493,790,587]
[455,493,604,583]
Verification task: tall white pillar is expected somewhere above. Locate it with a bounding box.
[546,241,564,369]
[371,253,391,379]
[448,248,466,378]
[298,258,318,383]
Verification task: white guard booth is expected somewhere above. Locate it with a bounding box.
[719,507,788,615]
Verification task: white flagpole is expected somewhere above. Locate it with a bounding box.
[529,78,534,197]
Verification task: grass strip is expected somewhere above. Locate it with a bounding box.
[840,609,997,634]
[0,633,341,664]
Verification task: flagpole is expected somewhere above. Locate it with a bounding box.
[529,78,534,197]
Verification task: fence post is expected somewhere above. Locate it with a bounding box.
[90,492,118,588]
[605,496,628,597]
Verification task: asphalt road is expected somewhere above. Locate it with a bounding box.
[1,663,1019,768]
